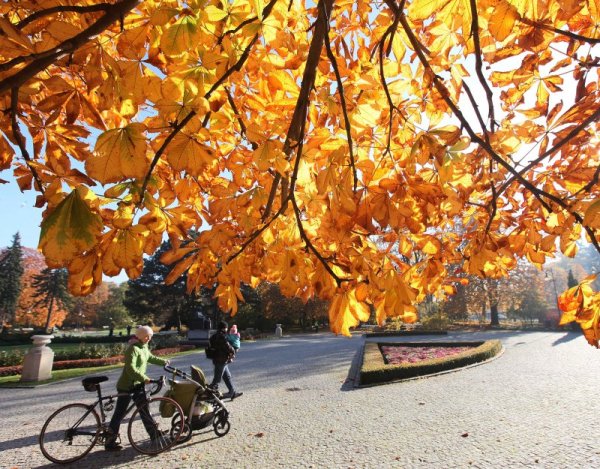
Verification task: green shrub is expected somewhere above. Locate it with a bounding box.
[0,350,25,367]
[359,339,502,386]
[150,334,182,350]
[420,314,449,330]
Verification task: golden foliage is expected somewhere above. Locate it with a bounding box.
[1,0,600,338]
[559,276,600,348]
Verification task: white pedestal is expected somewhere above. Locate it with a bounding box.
[20,335,55,382]
[275,324,282,338]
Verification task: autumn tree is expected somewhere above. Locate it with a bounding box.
[97,283,132,327]
[0,232,24,326]
[256,282,328,330]
[515,289,548,325]
[32,268,73,332]
[69,281,110,327]
[3,1,600,341]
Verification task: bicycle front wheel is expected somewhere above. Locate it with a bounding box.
[128,396,184,455]
[39,403,100,464]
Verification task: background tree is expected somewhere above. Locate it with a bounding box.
[32,268,72,333]
[124,241,202,329]
[567,269,579,289]
[515,289,548,325]
[0,232,24,326]
[3,1,600,342]
[69,282,110,328]
[97,283,132,328]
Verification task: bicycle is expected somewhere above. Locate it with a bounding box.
[39,372,184,464]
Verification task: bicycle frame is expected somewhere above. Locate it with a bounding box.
[63,379,164,441]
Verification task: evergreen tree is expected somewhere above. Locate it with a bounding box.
[567,269,578,289]
[0,232,25,327]
[32,268,72,333]
[124,241,205,329]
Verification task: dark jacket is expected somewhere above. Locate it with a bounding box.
[209,329,235,364]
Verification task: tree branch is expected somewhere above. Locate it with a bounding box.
[10,88,44,195]
[0,0,139,94]
[225,86,258,150]
[320,1,357,192]
[16,3,116,29]
[263,0,333,220]
[499,105,600,196]
[520,17,600,45]
[140,0,280,199]
[468,0,496,132]
[392,1,561,213]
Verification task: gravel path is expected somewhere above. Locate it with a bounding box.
[1,330,600,468]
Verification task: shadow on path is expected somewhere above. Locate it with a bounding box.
[552,331,580,346]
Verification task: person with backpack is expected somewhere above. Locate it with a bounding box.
[207,321,243,400]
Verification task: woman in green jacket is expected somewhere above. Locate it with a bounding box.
[105,325,169,451]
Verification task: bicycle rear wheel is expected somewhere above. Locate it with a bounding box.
[128,396,183,455]
[39,403,100,464]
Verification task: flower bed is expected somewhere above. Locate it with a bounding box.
[381,345,473,365]
[0,345,196,377]
[359,340,502,386]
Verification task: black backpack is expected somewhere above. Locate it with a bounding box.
[205,335,216,359]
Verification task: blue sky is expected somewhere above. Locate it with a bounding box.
[0,175,43,249]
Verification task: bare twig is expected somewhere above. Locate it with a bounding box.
[290,192,346,286]
[463,82,488,139]
[225,86,258,150]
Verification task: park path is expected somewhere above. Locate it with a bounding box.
[1,330,600,468]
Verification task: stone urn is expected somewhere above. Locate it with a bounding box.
[20,335,55,382]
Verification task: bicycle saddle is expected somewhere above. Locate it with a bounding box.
[82,376,108,391]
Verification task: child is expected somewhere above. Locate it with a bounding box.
[226,324,241,351]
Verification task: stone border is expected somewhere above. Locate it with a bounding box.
[358,339,503,387]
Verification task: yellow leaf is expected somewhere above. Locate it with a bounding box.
[39,188,103,266]
[67,250,103,296]
[166,133,217,176]
[584,199,600,229]
[160,16,198,56]
[113,204,134,229]
[107,228,145,277]
[488,1,520,42]
[87,124,149,184]
[205,5,228,21]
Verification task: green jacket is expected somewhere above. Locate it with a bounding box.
[116,342,167,392]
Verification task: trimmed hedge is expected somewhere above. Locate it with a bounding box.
[0,333,129,346]
[0,345,196,377]
[359,340,502,386]
[364,330,448,337]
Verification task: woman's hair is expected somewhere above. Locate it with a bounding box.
[135,325,154,340]
[218,320,228,331]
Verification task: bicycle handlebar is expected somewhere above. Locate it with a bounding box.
[147,376,165,396]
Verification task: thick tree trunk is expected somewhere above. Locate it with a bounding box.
[490,303,499,326]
